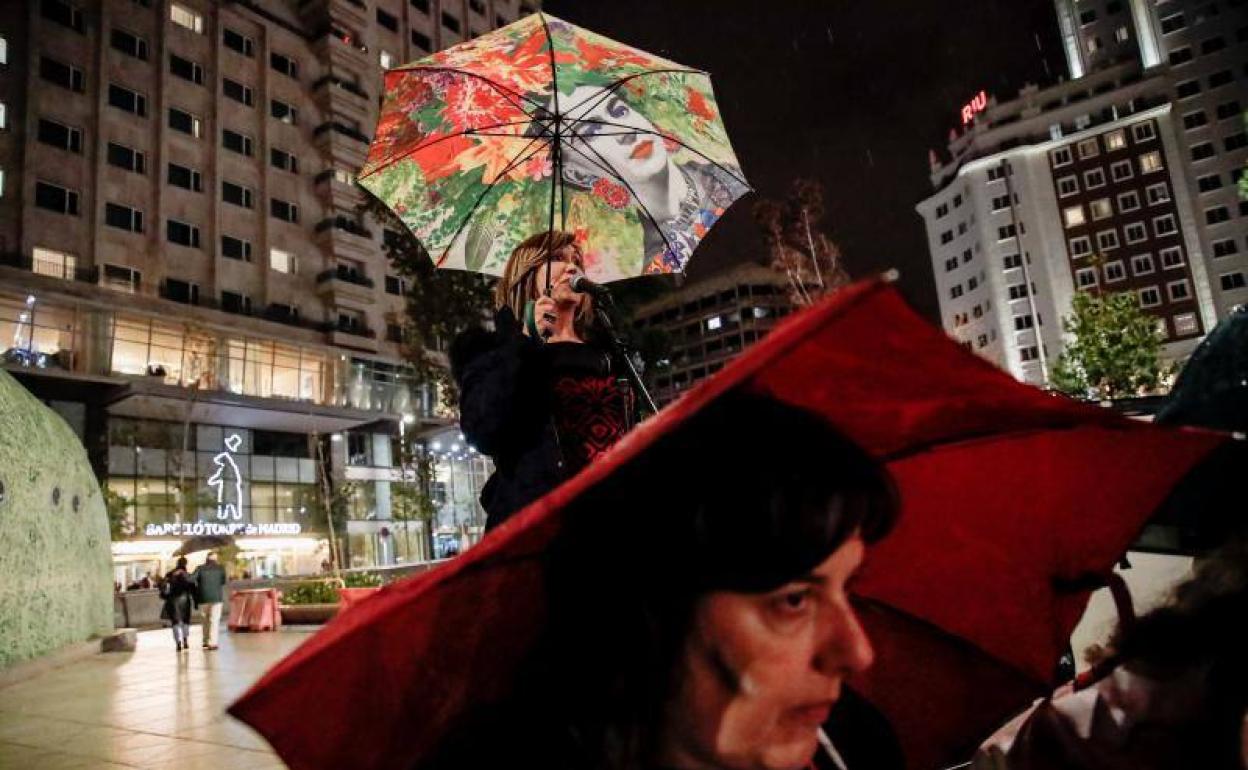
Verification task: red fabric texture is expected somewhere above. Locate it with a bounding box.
[228,278,1226,770]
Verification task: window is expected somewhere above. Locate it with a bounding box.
[376,8,399,31]
[170,4,204,33]
[271,198,298,223]
[41,0,84,32]
[997,224,1017,240]
[1226,133,1248,152]
[411,30,432,51]
[270,99,298,125]
[976,334,988,349]
[1173,313,1199,336]
[1125,222,1148,244]
[1221,272,1247,291]
[953,193,964,207]
[967,276,979,290]
[385,275,407,295]
[270,148,299,174]
[944,257,958,272]
[1132,122,1156,142]
[1131,254,1155,275]
[1069,236,1092,258]
[957,222,968,235]
[222,78,254,106]
[269,248,296,274]
[1168,280,1191,301]
[1146,182,1171,205]
[169,54,204,85]
[1139,287,1161,307]
[1079,8,1097,24]
[442,12,462,33]
[1201,36,1226,54]
[1077,138,1099,159]
[1014,314,1035,330]
[1212,239,1239,258]
[1057,175,1079,197]
[222,181,253,209]
[31,247,78,279]
[221,291,252,315]
[990,195,1010,212]
[1138,151,1163,174]
[962,248,973,264]
[105,202,144,232]
[1020,346,1041,362]
[1217,101,1242,121]
[1160,246,1184,269]
[939,230,953,245]
[1206,206,1231,225]
[379,50,395,69]
[987,165,1008,181]
[1104,130,1126,151]
[1115,25,1130,43]
[222,129,253,156]
[1117,191,1140,212]
[166,162,202,191]
[1097,229,1120,252]
[37,118,83,153]
[163,278,199,305]
[1208,69,1233,89]
[221,235,252,261]
[1110,159,1133,182]
[1090,198,1114,220]
[39,57,85,92]
[168,107,202,137]
[1170,46,1194,65]
[1063,205,1086,228]
[1183,110,1209,130]
[1191,142,1216,161]
[1076,266,1098,288]
[34,181,79,215]
[935,203,949,218]
[102,264,141,293]
[223,28,255,57]
[1084,168,1106,189]
[106,142,146,174]
[270,52,298,79]
[166,219,200,248]
[1160,12,1186,33]
[949,284,963,299]
[1051,147,1072,167]
[1153,214,1177,236]
[1177,79,1202,99]
[1003,253,1023,270]
[111,28,149,60]
[108,84,147,116]
[1008,283,1030,300]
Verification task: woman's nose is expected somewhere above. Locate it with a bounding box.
[814,602,875,677]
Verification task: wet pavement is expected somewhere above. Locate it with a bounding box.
[0,628,311,769]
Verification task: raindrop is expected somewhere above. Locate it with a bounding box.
[52,487,61,506]
[73,495,81,513]
[0,478,6,504]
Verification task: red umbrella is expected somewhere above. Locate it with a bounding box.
[228,278,1226,770]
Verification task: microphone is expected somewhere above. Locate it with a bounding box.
[569,273,613,301]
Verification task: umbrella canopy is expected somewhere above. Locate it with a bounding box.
[228,278,1226,770]
[173,535,233,557]
[1156,304,1248,432]
[359,13,750,282]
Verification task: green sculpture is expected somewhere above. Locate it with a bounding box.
[0,369,113,668]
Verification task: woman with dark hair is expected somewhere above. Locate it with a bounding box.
[425,392,901,770]
[452,230,634,531]
[159,556,197,652]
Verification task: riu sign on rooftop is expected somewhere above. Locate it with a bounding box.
[961,90,988,126]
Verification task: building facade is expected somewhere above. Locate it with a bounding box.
[633,263,795,406]
[0,0,534,577]
[918,0,1246,386]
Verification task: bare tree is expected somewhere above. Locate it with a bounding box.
[753,179,851,306]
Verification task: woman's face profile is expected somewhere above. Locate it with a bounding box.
[660,535,874,770]
[564,85,669,187]
[531,244,583,304]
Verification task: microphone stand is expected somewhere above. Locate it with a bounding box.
[591,291,659,418]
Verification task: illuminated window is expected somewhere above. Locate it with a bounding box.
[1173,312,1199,335]
[170,3,204,33]
[1090,198,1113,220]
[270,248,296,274]
[1138,151,1163,174]
[1063,205,1086,228]
[705,316,722,331]
[1078,138,1099,159]
[1104,130,1126,151]
[31,247,77,279]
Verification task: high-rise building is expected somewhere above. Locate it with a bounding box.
[0,0,536,578]
[917,0,1246,386]
[634,263,795,406]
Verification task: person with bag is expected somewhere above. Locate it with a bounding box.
[160,557,197,652]
[451,230,634,531]
[192,552,227,651]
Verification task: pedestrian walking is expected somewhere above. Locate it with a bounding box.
[159,557,197,652]
[193,552,227,651]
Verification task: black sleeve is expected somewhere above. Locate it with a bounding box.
[451,307,547,457]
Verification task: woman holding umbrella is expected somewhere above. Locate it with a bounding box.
[451,229,634,531]
[159,556,197,652]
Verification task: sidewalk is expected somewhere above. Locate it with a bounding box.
[0,628,313,769]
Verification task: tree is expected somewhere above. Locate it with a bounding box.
[390,433,439,562]
[103,487,133,541]
[360,197,496,412]
[1051,289,1166,400]
[753,179,852,306]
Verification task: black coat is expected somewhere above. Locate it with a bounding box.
[159,568,197,624]
[451,308,615,531]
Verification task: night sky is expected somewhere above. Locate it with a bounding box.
[542,0,1065,320]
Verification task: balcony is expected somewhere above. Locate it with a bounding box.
[313,121,370,171]
[1,251,99,284]
[316,263,375,304]
[313,74,370,102]
[330,321,379,352]
[314,216,376,261]
[300,0,368,35]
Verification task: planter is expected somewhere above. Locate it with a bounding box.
[278,603,339,624]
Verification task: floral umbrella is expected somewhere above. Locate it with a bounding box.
[358,13,751,283]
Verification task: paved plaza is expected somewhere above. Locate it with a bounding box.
[0,629,311,769]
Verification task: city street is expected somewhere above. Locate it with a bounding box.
[0,629,308,769]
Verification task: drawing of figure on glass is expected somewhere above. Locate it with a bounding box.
[208,434,245,520]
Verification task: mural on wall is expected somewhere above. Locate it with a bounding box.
[0,370,113,668]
